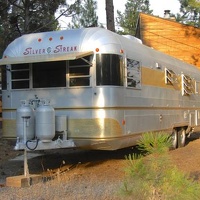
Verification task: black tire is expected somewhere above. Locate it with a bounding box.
[178,128,186,148]
[171,129,178,150]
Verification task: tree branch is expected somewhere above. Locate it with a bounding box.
[8,0,24,10]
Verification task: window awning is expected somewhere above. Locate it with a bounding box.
[0,51,93,65]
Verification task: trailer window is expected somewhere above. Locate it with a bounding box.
[2,67,6,90]
[33,61,66,88]
[126,58,141,89]
[11,64,30,89]
[96,54,123,86]
[68,55,92,87]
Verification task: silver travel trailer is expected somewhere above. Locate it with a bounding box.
[0,27,200,151]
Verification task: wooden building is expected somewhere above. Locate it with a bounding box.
[135,12,200,68]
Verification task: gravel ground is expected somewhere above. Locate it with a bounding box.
[0,133,200,199]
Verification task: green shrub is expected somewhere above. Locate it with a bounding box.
[137,131,172,155]
[120,132,200,200]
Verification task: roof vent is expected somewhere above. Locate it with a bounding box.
[164,10,171,18]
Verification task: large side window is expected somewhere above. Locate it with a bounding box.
[11,63,30,89]
[68,55,92,87]
[9,55,93,89]
[33,61,66,88]
[96,54,123,86]
[126,58,141,89]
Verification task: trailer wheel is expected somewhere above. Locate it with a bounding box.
[178,128,186,148]
[171,129,178,149]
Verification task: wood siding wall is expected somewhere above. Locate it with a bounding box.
[136,13,200,68]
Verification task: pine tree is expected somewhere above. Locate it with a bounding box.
[116,0,153,35]
[68,0,98,29]
[0,0,80,56]
[105,0,115,32]
[178,0,200,27]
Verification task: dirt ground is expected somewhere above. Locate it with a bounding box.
[0,133,200,200]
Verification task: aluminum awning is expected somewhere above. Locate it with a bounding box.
[0,51,93,65]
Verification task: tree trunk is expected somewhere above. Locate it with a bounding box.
[105,0,115,32]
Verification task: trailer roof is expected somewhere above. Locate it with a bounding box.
[0,27,125,65]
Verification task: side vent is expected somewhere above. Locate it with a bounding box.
[165,68,176,85]
[181,74,194,96]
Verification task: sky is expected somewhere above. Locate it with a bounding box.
[58,0,181,29]
[96,0,180,26]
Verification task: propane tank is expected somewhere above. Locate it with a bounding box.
[16,100,35,140]
[35,99,55,142]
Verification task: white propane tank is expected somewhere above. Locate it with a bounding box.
[16,100,35,140]
[35,99,55,142]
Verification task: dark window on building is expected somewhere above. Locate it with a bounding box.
[68,55,92,87]
[33,61,66,88]
[96,54,123,86]
[11,64,29,89]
